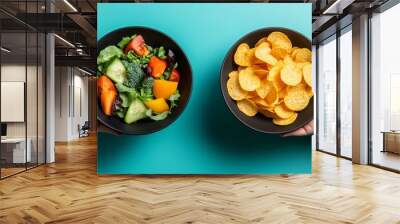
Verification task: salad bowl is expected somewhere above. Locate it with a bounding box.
[97,26,192,135]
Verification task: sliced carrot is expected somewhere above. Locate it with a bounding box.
[144,98,169,113]
[98,75,117,116]
[101,90,117,116]
[153,79,178,99]
[97,75,116,96]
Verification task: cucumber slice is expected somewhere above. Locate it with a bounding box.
[106,59,126,84]
[124,99,147,124]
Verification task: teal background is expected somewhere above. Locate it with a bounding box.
[97,3,312,174]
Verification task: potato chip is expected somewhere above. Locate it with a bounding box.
[258,105,275,112]
[294,48,311,63]
[265,85,278,106]
[286,83,309,98]
[237,99,258,116]
[234,43,251,66]
[291,47,299,55]
[267,63,275,71]
[290,82,307,90]
[284,87,309,111]
[273,113,298,126]
[246,91,258,99]
[251,66,268,79]
[246,48,263,65]
[278,87,287,99]
[227,71,248,101]
[239,68,261,91]
[280,64,302,86]
[267,60,283,81]
[305,86,314,98]
[267,32,292,48]
[255,63,269,70]
[265,61,284,87]
[274,40,291,54]
[228,70,237,79]
[255,37,270,47]
[296,62,306,71]
[274,104,295,119]
[238,66,246,73]
[255,42,277,65]
[302,63,312,87]
[283,55,295,66]
[271,47,288,60]
[267,32,292,54]
[250,96,270,108]
[255,79,273,99]
[259,109,278,119]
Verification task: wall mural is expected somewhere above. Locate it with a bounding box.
[96,3,313,174]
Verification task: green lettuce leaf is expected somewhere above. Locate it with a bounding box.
[145,110,169,121]
[97,46,123,65]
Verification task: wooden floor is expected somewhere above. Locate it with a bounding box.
[1,167,26,178]
[373,150,400,171]
[1,136,400,224]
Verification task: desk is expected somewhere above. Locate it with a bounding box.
[382,131,400,154]
[1,138,31,163]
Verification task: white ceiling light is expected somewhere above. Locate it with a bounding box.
[54,34,75,48]
[323,0,355,15]
[1,47,11,53]
[77,67,92,76]
[63,0,78,12]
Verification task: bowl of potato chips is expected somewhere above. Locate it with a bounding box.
[220,27,313,134]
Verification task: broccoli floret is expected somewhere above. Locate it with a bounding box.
[142,77,154,89]
[121,60,145,88]
[138,77,154,101]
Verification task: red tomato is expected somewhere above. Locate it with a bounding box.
[125,35,149,56]
[169,69,180,82]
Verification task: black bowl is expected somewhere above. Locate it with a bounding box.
[220,27,313,134]
[97,26,192,135]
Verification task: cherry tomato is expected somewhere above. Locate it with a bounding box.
[169,69,180,82]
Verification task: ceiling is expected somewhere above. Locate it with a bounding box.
[0,0,393,69]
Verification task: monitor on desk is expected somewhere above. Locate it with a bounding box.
[1,123,7,138]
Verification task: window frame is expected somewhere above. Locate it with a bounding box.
[315,24,353,161]
[367,1,400,173]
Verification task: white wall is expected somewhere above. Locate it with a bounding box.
[54,67,89,141]
[72,73,89,138]
[54,66,69,141]
[1,63,46,164]
[1,65,37,138]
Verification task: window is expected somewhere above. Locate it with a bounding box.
[317,36,337,154]
[370,3,400,171]
[339,27,352,158]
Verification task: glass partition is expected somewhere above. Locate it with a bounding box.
[27,30,38,169]
[0,30,27,178]
[317,36,337,154]
[0,1,46,179]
